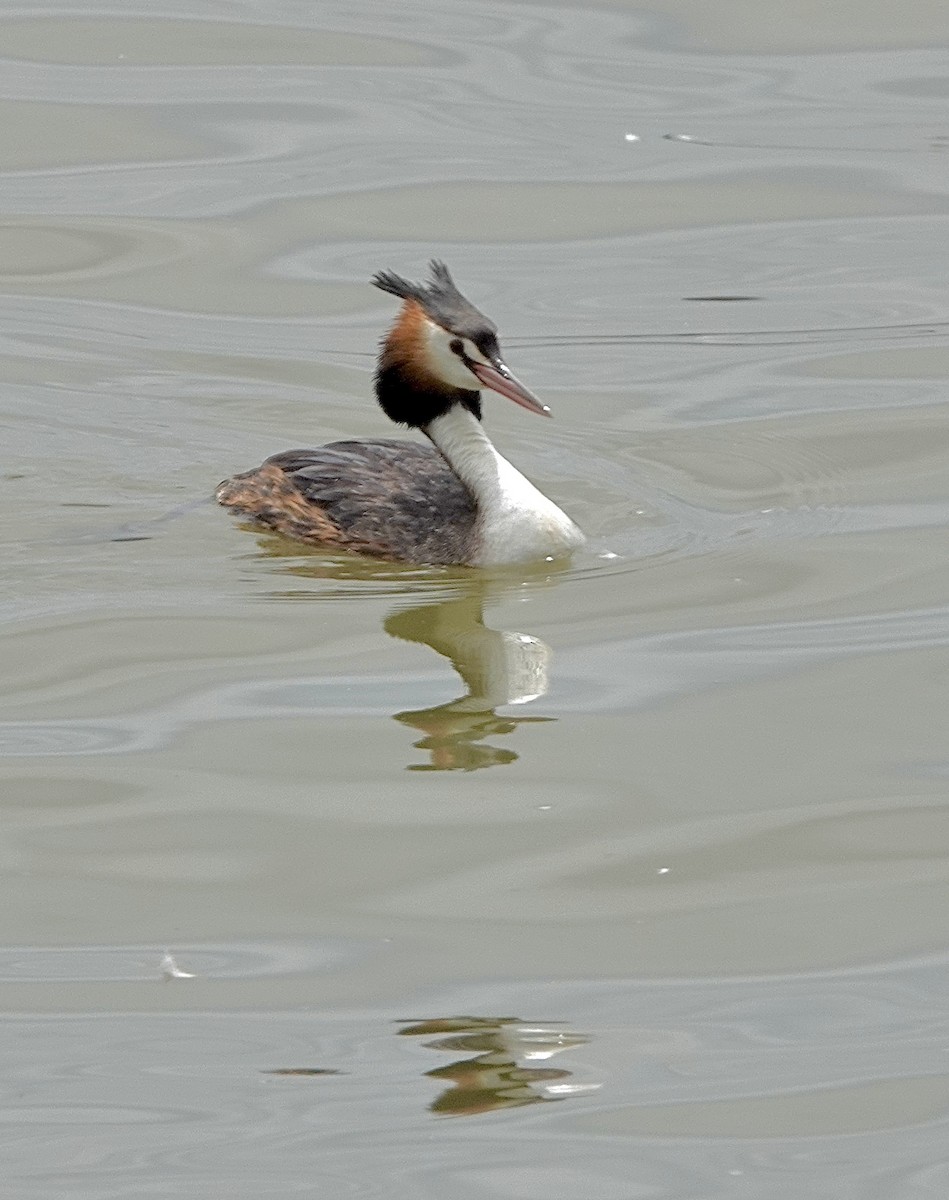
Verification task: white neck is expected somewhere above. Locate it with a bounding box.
[425,404,584,566]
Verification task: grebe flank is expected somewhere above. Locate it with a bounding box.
[216,261,584,566]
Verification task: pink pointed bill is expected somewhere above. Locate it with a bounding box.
[470,360,551,417]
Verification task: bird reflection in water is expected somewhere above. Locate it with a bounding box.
[263,1015,596,1116]
[398,1016,597,1116]
[384,593,554,770]
[253,534,564,771]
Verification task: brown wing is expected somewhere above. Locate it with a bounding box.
[217,439,478,564]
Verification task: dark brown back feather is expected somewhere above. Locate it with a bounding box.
[260,440,478,564]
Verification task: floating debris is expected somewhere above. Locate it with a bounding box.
[160,952,195,981]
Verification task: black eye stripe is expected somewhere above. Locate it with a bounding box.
[449,338,464,355]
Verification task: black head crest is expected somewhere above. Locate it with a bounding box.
[371,260,497,339]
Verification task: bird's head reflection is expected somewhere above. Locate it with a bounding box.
[384,591,554,771]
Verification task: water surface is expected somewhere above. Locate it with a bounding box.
[3,0,949,1195]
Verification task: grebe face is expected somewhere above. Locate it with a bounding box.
[425,320,550,417]
[424,319,492,389]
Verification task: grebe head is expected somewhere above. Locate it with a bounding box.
[371,260,550,428]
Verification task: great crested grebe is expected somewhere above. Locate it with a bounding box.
[216,261,584,566]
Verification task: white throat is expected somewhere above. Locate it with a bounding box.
[425,404,584,567]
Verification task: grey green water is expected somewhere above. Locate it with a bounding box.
[4,1,949,1195]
